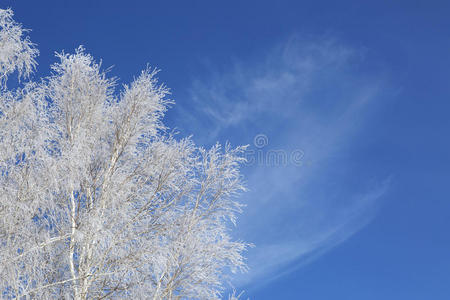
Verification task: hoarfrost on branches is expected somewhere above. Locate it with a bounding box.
[0,8,249,299]
[0,9,38,86]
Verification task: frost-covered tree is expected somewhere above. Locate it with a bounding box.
[0,8,248,299]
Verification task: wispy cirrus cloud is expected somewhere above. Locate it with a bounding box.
[173,34,391,289]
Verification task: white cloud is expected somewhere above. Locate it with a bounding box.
[174,35,390,289]
[235,178,390,289]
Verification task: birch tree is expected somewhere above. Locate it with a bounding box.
[0,8,248,299]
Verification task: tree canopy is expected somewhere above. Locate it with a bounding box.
[0,8,248,299]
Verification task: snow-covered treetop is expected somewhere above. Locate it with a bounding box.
[0,8,248,300]
[0,8,38,86]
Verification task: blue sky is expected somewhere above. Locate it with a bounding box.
[4,1,450,299]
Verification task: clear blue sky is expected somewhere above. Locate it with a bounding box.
[4,1,450,299]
